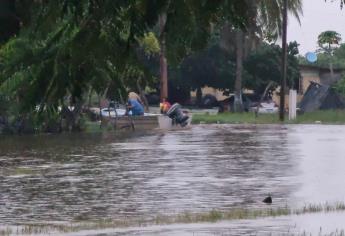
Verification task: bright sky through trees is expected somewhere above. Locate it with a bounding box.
[288,0,345,54]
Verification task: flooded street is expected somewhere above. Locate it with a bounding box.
[1,124,345,235]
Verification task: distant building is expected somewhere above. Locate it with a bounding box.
[299,64,344,94]
[190,86,229,102]
[190,65,345,110]
[273,64,345,109]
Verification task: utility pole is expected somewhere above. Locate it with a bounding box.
[159,13,168,101]
[279,0,288,121]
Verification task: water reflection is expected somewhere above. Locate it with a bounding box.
[1,124,345,232]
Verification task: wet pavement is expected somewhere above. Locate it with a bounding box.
[1,124,345,235]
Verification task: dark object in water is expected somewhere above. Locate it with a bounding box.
[263,195,272,204]
[166,103,189,127]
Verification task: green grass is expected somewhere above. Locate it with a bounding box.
[192,110,345,125]
[84,120,118,133]
[192,112,280,124]
[293,110,345,124]
[2,202,345,235]
[2,167,39,177]
[84,121,103,133]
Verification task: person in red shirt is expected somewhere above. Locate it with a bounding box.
[159,97,171,114]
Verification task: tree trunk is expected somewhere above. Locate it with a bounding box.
[61,100,84,132]
[87,87,93,109]
[196,87,202,107]
[329,61,334,78]
[328,43,335,78]
[159,12,168,101]
[279,0,288,121]
[244,0,258,58]
[234,29,244,112]
[136,79,150,112]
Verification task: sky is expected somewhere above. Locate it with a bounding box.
[287,0,345,55]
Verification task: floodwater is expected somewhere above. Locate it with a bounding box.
[58,212,345,236]
[1,124,345,235]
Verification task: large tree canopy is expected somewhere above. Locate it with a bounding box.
[0,1,248,108]
[244,41,301,94]
[177,41,301,99]
[318,31,342,53]
[0,0,251,132]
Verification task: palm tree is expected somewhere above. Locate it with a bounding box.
[233,0,302,112]
[157,0,248,102]
[317,30,342,78]
[325,0,344,8]
[257,0,302,40]
[159,11,169,100]
[234,29,244,112]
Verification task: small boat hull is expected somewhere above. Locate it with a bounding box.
[102,115,158,130]
[102,114,192,130]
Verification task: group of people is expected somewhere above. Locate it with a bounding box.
[126,92,171,116]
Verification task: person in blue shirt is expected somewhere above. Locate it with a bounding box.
[127,92,144,116]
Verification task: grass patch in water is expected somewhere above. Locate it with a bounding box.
[192,110,345,125]
[3,167,37,176]
[84,121,115,133]
[4,202,345,235]
[84,121,102,133]
[192,112,280,124]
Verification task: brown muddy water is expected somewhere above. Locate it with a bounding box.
[1,124,345,235]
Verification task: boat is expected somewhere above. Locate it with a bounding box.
[100,105,192,130]
[157,113,192,130]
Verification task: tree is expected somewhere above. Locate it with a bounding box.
[231,0,302,112]
[155,0,248,100]
[299,43,345,69]
[0,0,20,44]
[0,1,165,131]
[317,30,342,77]
[234,29,244,111]
[180,45,236,96]
[178,41,301,106]
[325,0,345,9]
[257,0,302,40]
[0,0,250,132]
[244,41,301,95]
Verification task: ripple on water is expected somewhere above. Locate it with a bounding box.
[0,124,345,233]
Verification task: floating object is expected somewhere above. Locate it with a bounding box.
[305,52,317,63]
[263,195,272,204]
